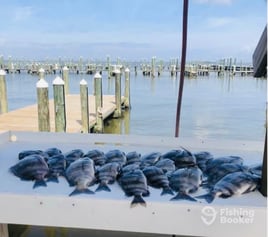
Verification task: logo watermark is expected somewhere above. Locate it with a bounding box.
[201,206,255,225]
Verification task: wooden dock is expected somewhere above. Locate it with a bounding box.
[0,94,125,133]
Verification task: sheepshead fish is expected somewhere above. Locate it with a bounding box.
[65,157,95,196]
[121,163,140,174]
[205,156,243,175]
[64,149,84,168]
[248,164,262,177]
[194,151,214,172]
[161,148,196,169]
[196,171,260,203]
[142,166,173,195]
[18,150,49,161]
[84,149,106,166]
[169,166,203,201]
[10,154,49,188]
[126,151,141,165]
[105,149,127,167]
[44,147,62,157]
[205,163,248,187]
[155,158,176,174]
[119,169,149,207]
[46,154,66,183]
[95,162,121,192]
[140,152,161,169]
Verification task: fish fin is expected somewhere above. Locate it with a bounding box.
[33,179,47,189]
[170,192,197,202]
[131,195,146,208]
[195,193,215,203]
[69,188,94,196]
[95,183,111,192]
[142,190,150,197]
[46,176,59,183]
[161,187,174,196]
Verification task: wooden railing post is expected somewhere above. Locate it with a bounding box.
[80,79,89,133]
[94,72,104,133]
[0,70,8,114]
[113,69,122,118]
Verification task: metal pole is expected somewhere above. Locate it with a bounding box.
[175,0,189,137]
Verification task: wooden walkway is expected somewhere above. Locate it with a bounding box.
[0,94,125,133]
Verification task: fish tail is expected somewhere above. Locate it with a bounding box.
[69,188,94,196]
[195,193,215,203]
[95,182,111,192]
[33,179,47,189]
[170,192,197,202]
[46,176,59,183]
[131,195,146,208]
[161,187,174,196]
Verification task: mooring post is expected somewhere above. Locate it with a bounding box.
[107,55,111,79]
[0,55,3,69]
[53,76,66,132]
[38,67,45,80]
[0,70,8,114]
[62,66,69,94]
[36,72,50,132]
[151,56,155,78]
[124,67,131,108]
[80,79,89,133]
[113,69,122,118]
[94,72,104,132]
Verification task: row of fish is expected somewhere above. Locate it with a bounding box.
[9,147,262,207]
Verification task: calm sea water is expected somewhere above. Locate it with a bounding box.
[5,70,266,141]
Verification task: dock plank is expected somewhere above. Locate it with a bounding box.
[0,95,124,133]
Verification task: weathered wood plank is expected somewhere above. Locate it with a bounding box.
[0,95,125,133]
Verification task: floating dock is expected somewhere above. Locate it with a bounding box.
[0,95,125,133]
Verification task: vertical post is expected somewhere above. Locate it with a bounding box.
[62,66,69,94]
[39,68,45,80]
[8,56,12,73]
[107,55,111,79]
[0,55,3,69]
[0,70,8,114]
[0,223,9,237]
[80,79,89,133]
[124,68,131,108]
[53,76,66,132]
[151,56,155,78]
[94,72,104,133]
[36,70,50,132]
[113,69,122,118]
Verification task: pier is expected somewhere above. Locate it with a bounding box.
[0,94,126,133]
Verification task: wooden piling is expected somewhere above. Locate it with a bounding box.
[80,79,89,133]
[62,66,69,94]
[53,76,66,132]
[124,68,131,108]
[151,57,155,78]
[0,70,8,114]
[38,68,45,80]
[113,69,122,118]
[107,55,111,79]
[94,72,104,133]
[36,77,50,132]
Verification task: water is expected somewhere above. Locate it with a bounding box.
[5,70,266,141]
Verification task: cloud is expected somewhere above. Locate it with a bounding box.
[194,0,233,5]
[13,6,34,22]
[206,17,235,28]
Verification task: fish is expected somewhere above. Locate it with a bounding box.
[83,149,106,166]
[65,157,95,196]
[205,156,244,175]
[205,163,248,187]
[64,149,84,168]
[126,151,141,165]
[18,150,49,161]
[140,152,161,169]
[196,171,260,203]
[155,158,176,174]
[121,163,140,174]
[142,166,173,195]
[161,148,196,169]
[119,169,149,207]
[194,151,214,172]
[169,166,203,201]
[44,147,62,157]
[10,154,49,188]
[46,154,66,183]
[95,162,121,192]
[105,149,127,167]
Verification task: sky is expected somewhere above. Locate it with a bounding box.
[0,0,266,63]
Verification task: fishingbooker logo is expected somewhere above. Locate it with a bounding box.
[201,206,255,225]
